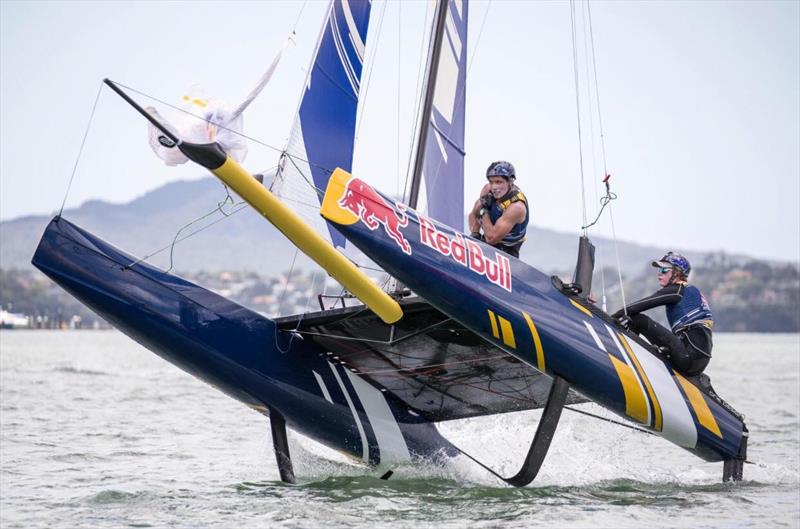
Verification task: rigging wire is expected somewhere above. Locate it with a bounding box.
[114,82,286,157]
[449,401,656,485]
[579,1,608,308]
[396,0,402,199]
[124,200,249,270]
[586,0,628,313]
[401,1,436,204]
[59,81,104,217]
[354,0,388,142]
[290,0,309,34]
[275,248,301,319]
[162,187,237,273]
[563,405,656,435]
[569,0,589,236]
[112,82,340,214]
[114,80,342,191]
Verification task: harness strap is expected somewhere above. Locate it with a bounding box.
[497,189,527,211]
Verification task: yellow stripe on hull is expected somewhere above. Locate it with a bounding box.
[498,316,516,348]
[210,158,402,324]
[522,312,546,372]
[675,373,723,438]
[488,310,500,339]
[619,334,663,431]
[569,298,593,318]
[609,355,649,424]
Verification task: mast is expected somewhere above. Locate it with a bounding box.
[407,0,450,209]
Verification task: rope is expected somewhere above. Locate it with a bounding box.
[290,0,308,33]
[579,1,608,307]
[564,405,655,435]
[582,1,628,314]
[608,200,628,315]
[113,81,285,157]
[275,248,300,318]
[396,0,402,198]
[125,198,248,270]
[278,269,326,355]
[580,178,617,230]
[450,401,656,486]
[569,0,589,235]
[114,80,342,189]
[162,186,237,273]
[59,81,104,217]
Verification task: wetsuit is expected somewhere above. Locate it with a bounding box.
[487,185,529,258]
[612,282,713,376]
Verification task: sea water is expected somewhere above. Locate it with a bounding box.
[1,331,798,528]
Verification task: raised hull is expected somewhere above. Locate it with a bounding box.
[321,170,748,464]
[32,217,457,467]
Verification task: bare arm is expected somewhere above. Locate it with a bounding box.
[481,201,526,245]
[468,184,491,235]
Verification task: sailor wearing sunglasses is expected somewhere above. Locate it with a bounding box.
[612,252,714,377]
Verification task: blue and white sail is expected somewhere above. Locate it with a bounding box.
[271,0,372,248]
[417,0,468,230]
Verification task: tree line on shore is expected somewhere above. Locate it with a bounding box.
[1,255,798,332]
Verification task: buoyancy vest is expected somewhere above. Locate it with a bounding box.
[666,284,714,331]
[488,185,529,247]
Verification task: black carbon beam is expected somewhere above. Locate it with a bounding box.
[269,407,296,484]
[723,426,748,482]
[103,79,228,171]
[504,376,570,487]
[453,376,570,487]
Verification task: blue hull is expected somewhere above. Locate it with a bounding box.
[322,173,747,463]
[32,217,457,467]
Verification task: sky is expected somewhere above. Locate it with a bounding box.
[1,0,798,263]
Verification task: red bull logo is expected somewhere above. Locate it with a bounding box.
[338,177,411,255]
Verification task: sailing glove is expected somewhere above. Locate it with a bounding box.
[615,314,632,329]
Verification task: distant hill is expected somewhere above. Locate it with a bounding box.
[0,178,301,274]
[0,177,747,277]
[1,177,797,332]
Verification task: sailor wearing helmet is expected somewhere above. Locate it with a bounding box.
[612,252,714,376]
[468,161,529,258]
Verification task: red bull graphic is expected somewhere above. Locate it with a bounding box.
[419,214,512,292]
[338,177,411,255]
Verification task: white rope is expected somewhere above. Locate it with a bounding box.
[569,0,589,235]
[580,1,607,307]
[586,0,627,313]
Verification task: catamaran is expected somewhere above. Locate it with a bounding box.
[32,0,747,485]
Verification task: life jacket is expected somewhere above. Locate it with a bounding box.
[666,283,714,332]
[488,185,529,247]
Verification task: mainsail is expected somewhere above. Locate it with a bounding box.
[412,0,468,230]
[271,0,372,249]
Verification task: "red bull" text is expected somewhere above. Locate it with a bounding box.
[419,214,512,292]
